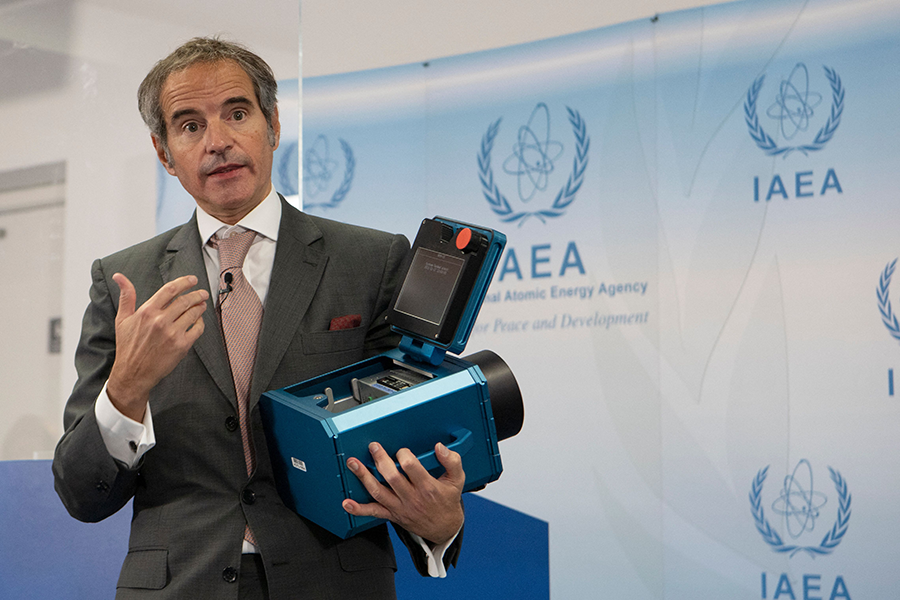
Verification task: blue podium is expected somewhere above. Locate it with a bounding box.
[0,460,548,600]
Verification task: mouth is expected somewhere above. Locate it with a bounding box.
[206,163,245,177]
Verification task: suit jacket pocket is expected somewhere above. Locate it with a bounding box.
[301,327,366,355]
[117,547,168,590]
[336,527,397,573]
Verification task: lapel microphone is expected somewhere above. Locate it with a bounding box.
[219,272,234,296]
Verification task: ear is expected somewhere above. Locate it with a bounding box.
[270,105,281,151]
[151,135,177,175]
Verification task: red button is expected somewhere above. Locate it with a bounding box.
[455,228,472,250]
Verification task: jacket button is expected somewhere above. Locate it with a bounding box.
[242,489,256,505]
[225,416,238,432]
[222,566,238,583]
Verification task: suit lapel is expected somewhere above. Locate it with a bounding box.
[160,214,237,407]
[250,200,328,406]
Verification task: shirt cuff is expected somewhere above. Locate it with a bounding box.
[408,523,463,578]
[94,381,156,468]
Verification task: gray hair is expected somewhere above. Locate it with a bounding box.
[138,37,278,156]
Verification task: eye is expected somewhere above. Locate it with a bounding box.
[233,110,246,121]
[183,122,200,134]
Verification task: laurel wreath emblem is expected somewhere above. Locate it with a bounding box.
[744,66,844,158]
[478,107,589,226]
[304,139,355,211]
[277,141,300,196]
[750,465,851,557]
[877,259,900,343]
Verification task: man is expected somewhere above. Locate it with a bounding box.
[53,37,464,599]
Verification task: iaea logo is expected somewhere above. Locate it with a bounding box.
[478,103,589,226]
[302,134,355,211]
[744,63,844,158]
[749,460,851,557]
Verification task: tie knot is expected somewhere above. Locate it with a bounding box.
[212,230,256,271]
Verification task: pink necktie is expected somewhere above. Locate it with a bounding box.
[212,230,262,546]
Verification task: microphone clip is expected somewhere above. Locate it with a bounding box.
[219,271,234,296]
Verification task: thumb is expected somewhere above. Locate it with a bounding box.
[112,273,136,322]
[435,442,465,489]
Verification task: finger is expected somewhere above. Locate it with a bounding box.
[342,497,392,521]
[435,442,465,489]
[346,455,400,510]
[168,288,211,319]
[149,275,201,310]
[393,447,433,488]
[369,442,415,498]
[179,304,207,345]
[112,273,136,322]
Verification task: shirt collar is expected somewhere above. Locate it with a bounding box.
[196,185,282,245]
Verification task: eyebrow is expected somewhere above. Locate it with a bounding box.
[170,108,199,124]
[169,96,255,125]
[223,96,254,108]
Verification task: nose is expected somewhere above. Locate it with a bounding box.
[205,118,233,154]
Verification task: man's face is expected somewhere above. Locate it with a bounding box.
[154,60,280,224]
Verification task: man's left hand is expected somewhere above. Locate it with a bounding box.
[343,442,465,545]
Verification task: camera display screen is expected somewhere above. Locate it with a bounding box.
[393,248,465,326]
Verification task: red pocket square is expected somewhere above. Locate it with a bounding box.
[329,314,362,331]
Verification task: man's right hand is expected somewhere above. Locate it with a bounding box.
[106,273,209,422]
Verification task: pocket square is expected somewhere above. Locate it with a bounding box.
[329,314,362,331]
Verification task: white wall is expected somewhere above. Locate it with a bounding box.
[301,0,732,76]
[0,0,727,446]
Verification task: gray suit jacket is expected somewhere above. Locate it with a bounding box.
[53,200,458,599]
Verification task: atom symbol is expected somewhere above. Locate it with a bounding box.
[766,63,823,141]
[771,459,828,540]
[502,103,564,203]
[303,135,340,198]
